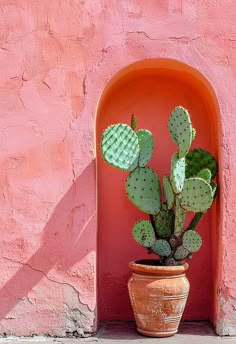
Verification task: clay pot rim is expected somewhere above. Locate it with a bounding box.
[129,259,189,276]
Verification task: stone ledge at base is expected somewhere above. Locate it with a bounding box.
[0,321,235,343]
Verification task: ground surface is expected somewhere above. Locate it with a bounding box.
[0,322,236,344]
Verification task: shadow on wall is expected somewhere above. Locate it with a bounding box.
[0,160,96,324]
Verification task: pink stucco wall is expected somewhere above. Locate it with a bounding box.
[0,0,236,337]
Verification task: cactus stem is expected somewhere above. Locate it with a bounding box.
[149,214,157,237]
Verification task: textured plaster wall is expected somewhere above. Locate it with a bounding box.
[0,0,236,337]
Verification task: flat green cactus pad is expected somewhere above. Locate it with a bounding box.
[152,239,171,257]
[211,181,217,197]
[101,123,139,171]
[174,245,190,260]
[185,148,218,179]
[181,177,213,212]
[171,152,185,194]
[168,106,193,158]
[155,204,175,239]
[136,129,154,167]
[197,169,212,183]
[126,167,161,214]
[132,220,155,247]
[163,175,175,209]
[183,230,202,252]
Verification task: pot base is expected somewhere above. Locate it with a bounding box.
[137,327,177,338]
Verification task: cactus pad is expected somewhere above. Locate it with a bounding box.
[181,177,213,212]
[155,204,175,238]
[131,114,137,131]
[185,148,218,179]
[174,195,186,237]
[152,239,171,257]
[170,152,185,194]
[132,220,155,247]
[211,181,217,197]
[174,246,190,260]
[183,230,202,252]
[136,129,154,167]
[163,175,175,209]
[101,124,139,171]
[168,106,193,158]
[192,128,196,141]
[126,167,161,214]
[197,169,212,183]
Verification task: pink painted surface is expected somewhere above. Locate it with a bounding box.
[0,0,235,336]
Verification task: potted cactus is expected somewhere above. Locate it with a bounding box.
[100,106,218,338]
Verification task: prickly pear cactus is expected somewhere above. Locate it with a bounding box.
[183,230,202,252]
[101,124,139,171]
[132,220,155,247]
[185,148,218,179]
[152,239,171,257]
[131,114,137,131]
[197,169,212,183]
[191,128,196,141]
[155,204,174,239]
[174,196,186,237]
[170,153,185,194]
[181,177,213,212]
[126,167,161,214]
[100,108,218,266]
[136,129,154,167]
[163,175,175,209]
[164,257,179,266]
[174,246,190,260]
[211,181,217,197]
[168,106,193,158]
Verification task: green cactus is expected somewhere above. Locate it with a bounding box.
[174,196,186,237]
[163,175,175,209]
[170,153,185,194]
[152,239,171,257]
[154,204,175,239]
[174,246,190,260]
[181,177,213,212]
[197,169,212,183]
[165,257,179,266]
[126,167,161,215]
[211,181,217,197]
[183,230,202,252]
[100,107,218,266]
[101,123,139,171]
[191,128,196,141]
[136,129,154,167]
[185,148,218,179]
[131,114,137,131]
[168,106,193,158]
[132,220,155,247]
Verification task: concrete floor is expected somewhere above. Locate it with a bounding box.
[0,321,236,344]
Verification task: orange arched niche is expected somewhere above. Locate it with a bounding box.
[95,59,221,324]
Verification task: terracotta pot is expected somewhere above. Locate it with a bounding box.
[128,260,189,337]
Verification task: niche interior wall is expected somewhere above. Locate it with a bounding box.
[96,58,220,324]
